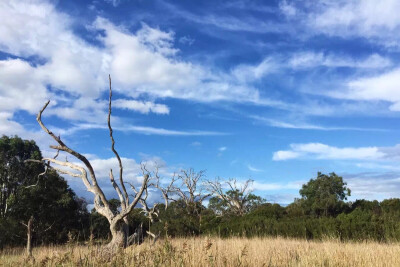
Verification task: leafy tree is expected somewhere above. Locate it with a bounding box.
[299,172,351,217]
[0,135,43,217]
[285,198,305,217]
[0,136,90,246]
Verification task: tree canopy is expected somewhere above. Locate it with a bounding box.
[0,136,89,247]
[299,172,351,217]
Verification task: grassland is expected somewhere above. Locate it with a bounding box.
[1,237,400,266]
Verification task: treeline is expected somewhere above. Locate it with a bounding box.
[2,135,400,248]
[88,197,400,242]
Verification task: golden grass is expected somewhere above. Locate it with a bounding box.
[1,237,400,266]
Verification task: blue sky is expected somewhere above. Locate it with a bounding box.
[2,0,400,204]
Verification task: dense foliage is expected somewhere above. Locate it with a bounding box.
[0,136,90,248]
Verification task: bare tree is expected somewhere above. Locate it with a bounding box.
[206,178,261,216]
[173,168,210,216]
[138,164,175,243]
[31,76,154,248]
[21,216,34,259]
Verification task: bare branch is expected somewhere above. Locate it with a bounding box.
[110,169,125,209]
[108,74,129,208]
[206,178,255,216]
[115,174,150,221]
[173,168,208,215]
[36,101,113,217]
[23,159,50,188]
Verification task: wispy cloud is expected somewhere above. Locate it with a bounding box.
[59,123,229,136]
[161,1,288,34]
[280,0,400,46]
[190,141,202,147]
[113,99,170,114]
[273,143,400,161]
[247,164,264,172]
[251,116,386,132]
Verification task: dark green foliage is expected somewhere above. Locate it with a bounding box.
[0,135,43,217]
[0,136,90,247]
[149,200,207,237]
[299,172,351,217]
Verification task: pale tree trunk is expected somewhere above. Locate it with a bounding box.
[107,219,144,248]
[108,220,128,248]
[26,216,34,258]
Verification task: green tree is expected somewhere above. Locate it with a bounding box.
[0,135,43,217]
[0,136,90,246]
[299,172,351,217]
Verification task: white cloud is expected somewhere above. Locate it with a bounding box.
[343,172,400,201]
[282,0,400,48]
[231,52,391,85]
[272,150,300,161]
[89,156,167,181]
[113,99,170,114]
[332,68,400,111]
[273,143,386,161]
[252,180,302,191]
[310,0,400,40]
[94,17,260,103]
[0,59,49,113]
[289,52,391,69]
[56,154,174,203]
[0,0,262,115]
[0,0,268,142]
[218,146,227,152]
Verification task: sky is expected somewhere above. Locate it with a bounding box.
[1,0,400,204]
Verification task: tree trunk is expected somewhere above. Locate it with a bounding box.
[26,216,33,258]
[107,220,129,248]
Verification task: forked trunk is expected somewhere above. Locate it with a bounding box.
[107,218,144,249]
[107,219,129,249]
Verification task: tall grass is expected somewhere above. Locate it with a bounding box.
[1,236,400,266]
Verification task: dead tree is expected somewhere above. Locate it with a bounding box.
[206,178,255,216]
[21,216,34,259]
[32,75,152,248]
[20,215,53,259]
[173,168,210,216]
[138,164,175,244]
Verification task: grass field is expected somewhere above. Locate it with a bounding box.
[1,237,400,266]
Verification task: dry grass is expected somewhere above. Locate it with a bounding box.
[1,237,400,266]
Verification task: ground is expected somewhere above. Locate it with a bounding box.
[1,237,400,266]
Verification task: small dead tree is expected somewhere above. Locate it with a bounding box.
[139,164,176,244]
[206,178,259,216]
[20,215,54,260]
[31,76,156,248]
[21,216,34,259]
